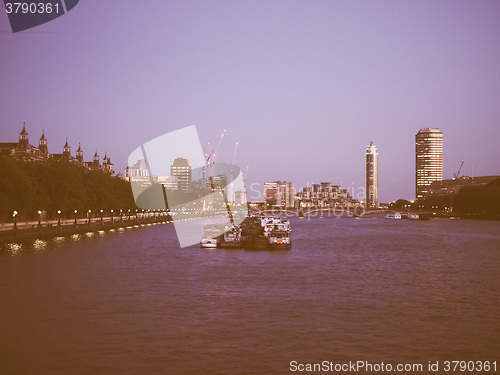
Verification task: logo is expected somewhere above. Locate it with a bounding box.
[3,0,79,33]
[127,126,248,248]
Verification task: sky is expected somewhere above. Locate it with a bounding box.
[1,0,499,203]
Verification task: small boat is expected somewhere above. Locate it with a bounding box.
[385,212,402,219]
[267,230,292,249]
[200,226,222,248]
[407,212,420,220]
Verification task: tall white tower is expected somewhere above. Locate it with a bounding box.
[366,141,379,209]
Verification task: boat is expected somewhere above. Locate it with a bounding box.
[385,212,402,219]
[407,212,420,220]
[241,215,292,249]
[200,226,222,248]
[220,224,242,248]
[267,229,292,249]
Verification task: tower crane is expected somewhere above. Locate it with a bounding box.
[206,129,226,164]
[454,160,464,180]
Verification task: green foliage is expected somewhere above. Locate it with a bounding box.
[453,177,500,217]
[407,177,500,218]
[389,199,411,209]
[0,158,136,222]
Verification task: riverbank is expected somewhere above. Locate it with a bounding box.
[0,214,172,244]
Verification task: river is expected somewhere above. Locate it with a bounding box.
[0,217,499,375]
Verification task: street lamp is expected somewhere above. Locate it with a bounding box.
[100,209,104,224]
[120,209,123,222]
[13,211,18,230]
[57,210,61,226]
[111,209,114,223]
[37,210,42,228]
[74,209,78,225]
[88,209,92,224]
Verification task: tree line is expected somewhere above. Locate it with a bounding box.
[389,177,500,219]
[0,157,136,222]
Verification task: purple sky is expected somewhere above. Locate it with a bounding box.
[1,1,499,202]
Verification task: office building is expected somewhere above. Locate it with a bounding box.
[415,128,443,199]
[170,157,192,192]
[365,141,379,209]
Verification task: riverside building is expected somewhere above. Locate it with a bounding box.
[415,128,443,200]
[365,141,379,209]
[0,122,114,174]
[170,157,192,192]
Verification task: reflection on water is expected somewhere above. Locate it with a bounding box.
[0,218,499,375]
[5,242,22,256]
[32,239,47,252]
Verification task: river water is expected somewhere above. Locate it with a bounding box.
[0,218,499,375]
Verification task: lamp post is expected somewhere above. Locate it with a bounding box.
[120,209,123,222]
[111,209,114,223]
[128,209,131,220]
[100,209,104,225]
[13,211,18,230]
[74,210,78,226]
[88,209,92,224]
[57,210,61,227]
[37,210,42,228]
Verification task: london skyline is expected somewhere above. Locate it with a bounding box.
[1,1,499,202]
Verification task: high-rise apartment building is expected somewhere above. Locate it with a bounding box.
[415,128,443,200]
[170,157,192,192]
[365,141,379,209]
[262,181,295,208]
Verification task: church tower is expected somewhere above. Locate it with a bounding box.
[39,130,48,154]
[62,138,71,159]
[92,150,100,168]
[76,143,84,163]
[18,122,29,151]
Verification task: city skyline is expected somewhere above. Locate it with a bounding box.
[1,2,500,202]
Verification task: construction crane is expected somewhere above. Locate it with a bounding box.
[231,142,238,165]
[206,129,226,164]
[201,130,227,187]
[453,160,464,180]
[229,142,239,203]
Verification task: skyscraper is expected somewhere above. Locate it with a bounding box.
[365,141,379,209]
[170,157,192,192]
[415,128,443,200]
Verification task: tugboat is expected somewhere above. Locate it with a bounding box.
[241,215,292,249]
[268,229,292,249]
[200,226,222,248]
[220,224,242,248]
[241,216,268,249]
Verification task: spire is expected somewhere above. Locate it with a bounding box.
[18,121,29,150]
[39,129,48,154]
[20,122,28,136]
[77,142,82,152]
[62,138,71,159]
